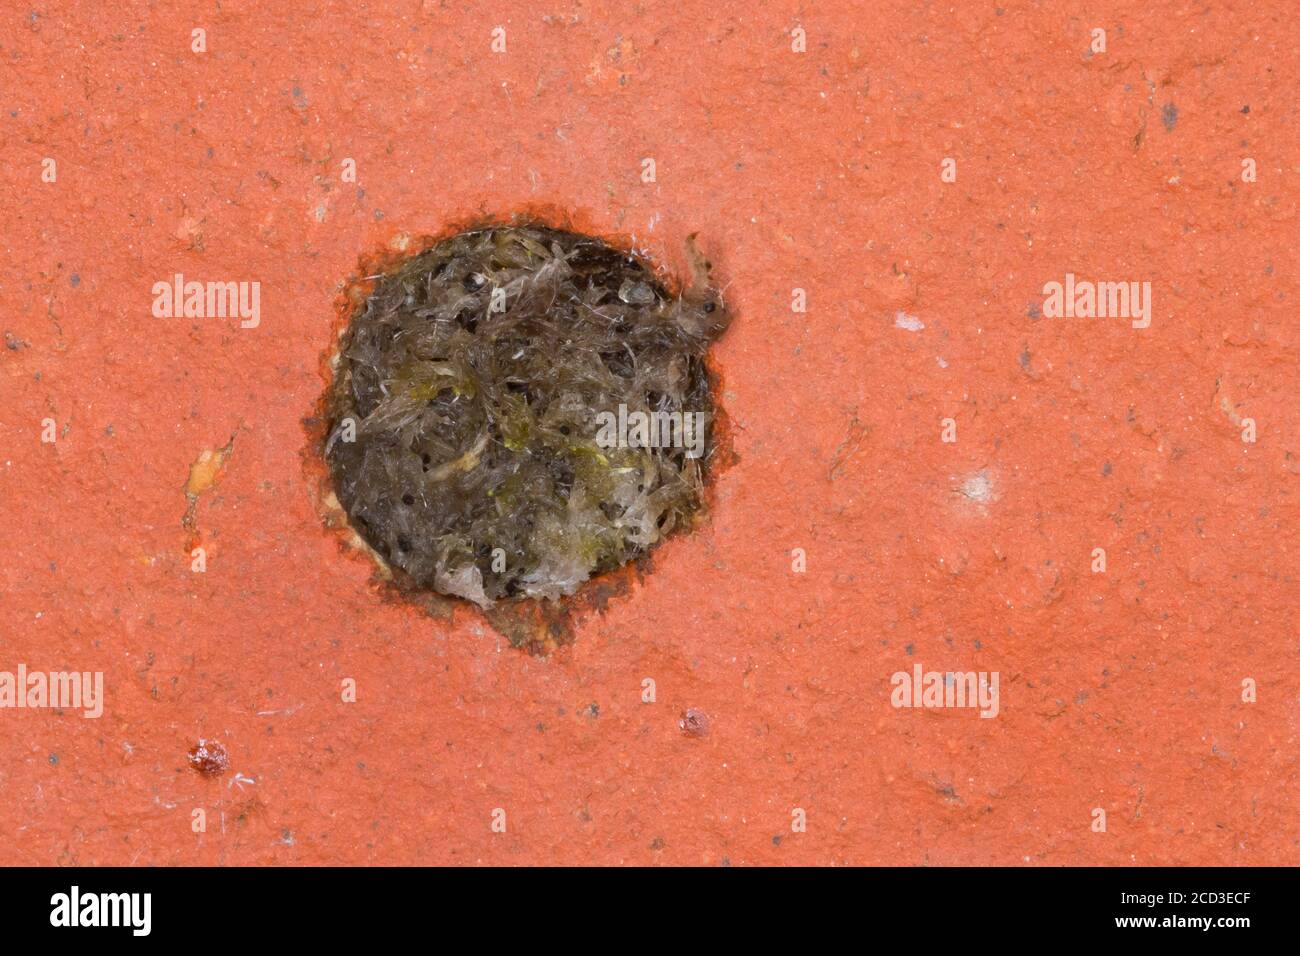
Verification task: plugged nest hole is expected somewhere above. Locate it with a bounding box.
[324,224,730,614]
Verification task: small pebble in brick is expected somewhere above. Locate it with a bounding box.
[679,708,710,737]
[188,739,230,775]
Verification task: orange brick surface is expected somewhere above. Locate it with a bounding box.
[0,1,1296,865]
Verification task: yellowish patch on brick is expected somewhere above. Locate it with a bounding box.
[183,435,235,531]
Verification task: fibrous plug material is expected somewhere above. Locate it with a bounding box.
[325,225,730,608]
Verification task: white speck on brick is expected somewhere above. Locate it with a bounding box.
[895,311,924,332]
[957,470,995,504]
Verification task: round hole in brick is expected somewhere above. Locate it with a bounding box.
[323,224,730,615]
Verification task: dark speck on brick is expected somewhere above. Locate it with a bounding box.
[1161,103,1178,131]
